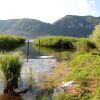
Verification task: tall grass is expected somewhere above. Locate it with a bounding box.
[33,36,96,51]
[33,36,76,49]
[91,24,100,49]
[0,52,22,94]
[75,38,96,51]
[0,34,25,50]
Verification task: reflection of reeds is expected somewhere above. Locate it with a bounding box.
[0,52,22,94]
[33,46,72,60]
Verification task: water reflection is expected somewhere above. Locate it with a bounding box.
[32,46,73,60]
[15,42,44,59]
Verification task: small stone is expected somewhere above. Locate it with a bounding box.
[14,87,28,94]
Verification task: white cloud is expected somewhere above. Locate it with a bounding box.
[0,0,97,23]
[64,0,96,16]
[89,0,96,6]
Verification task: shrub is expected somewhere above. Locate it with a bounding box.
[91,24,100,49]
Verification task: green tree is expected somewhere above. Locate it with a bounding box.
[92,23,100,48]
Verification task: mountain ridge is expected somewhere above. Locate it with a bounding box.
[0,15,100,38]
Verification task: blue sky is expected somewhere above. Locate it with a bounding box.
[0,0,99,23]
[95,0,100,16]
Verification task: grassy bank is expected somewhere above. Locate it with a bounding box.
[33,36,76,49]
[0,34,25,50]
[69,53,100,100]
[37,48,100,99]
[53,52,100,100]
[33,36,96,51]
[33,36,99,99]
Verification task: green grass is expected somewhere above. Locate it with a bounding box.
[33,36,96,51]
[0,52,22,93]
[0,34,25,50]
[53,52,100,100]
[53,92,78,100]
[75,38,96,51]
[91,24,100,49]
[65,52,100,99]
[33,36,77,49]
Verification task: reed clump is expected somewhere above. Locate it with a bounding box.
[0,52,22,94]
[33,36,96,51]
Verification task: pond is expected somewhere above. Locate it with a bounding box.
[0,40,72,100]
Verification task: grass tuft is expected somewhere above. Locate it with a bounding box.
[0,52,22,93]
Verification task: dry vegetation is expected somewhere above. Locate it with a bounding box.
[40,61,70,90]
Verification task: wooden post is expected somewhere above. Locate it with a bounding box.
[39,39,40,46]
[27,40,29,62]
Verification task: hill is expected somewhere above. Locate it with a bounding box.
[53,15,100,37]
[0,18,53,38]
[0,15,100,38]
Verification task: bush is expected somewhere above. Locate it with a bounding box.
[91,24,100,49]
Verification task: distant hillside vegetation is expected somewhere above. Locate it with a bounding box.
[0,15,100,38]
[53,15,100,37]
[0,19,53,38]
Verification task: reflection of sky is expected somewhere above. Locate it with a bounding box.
[21,58,56,84]
[22,59,56,73]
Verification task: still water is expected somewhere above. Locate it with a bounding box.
[0,41,57,100]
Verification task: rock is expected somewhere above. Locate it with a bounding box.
[53,87,64,97]
[52,81,75,97]
[59,81,74,88]
[14,87,28,94]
